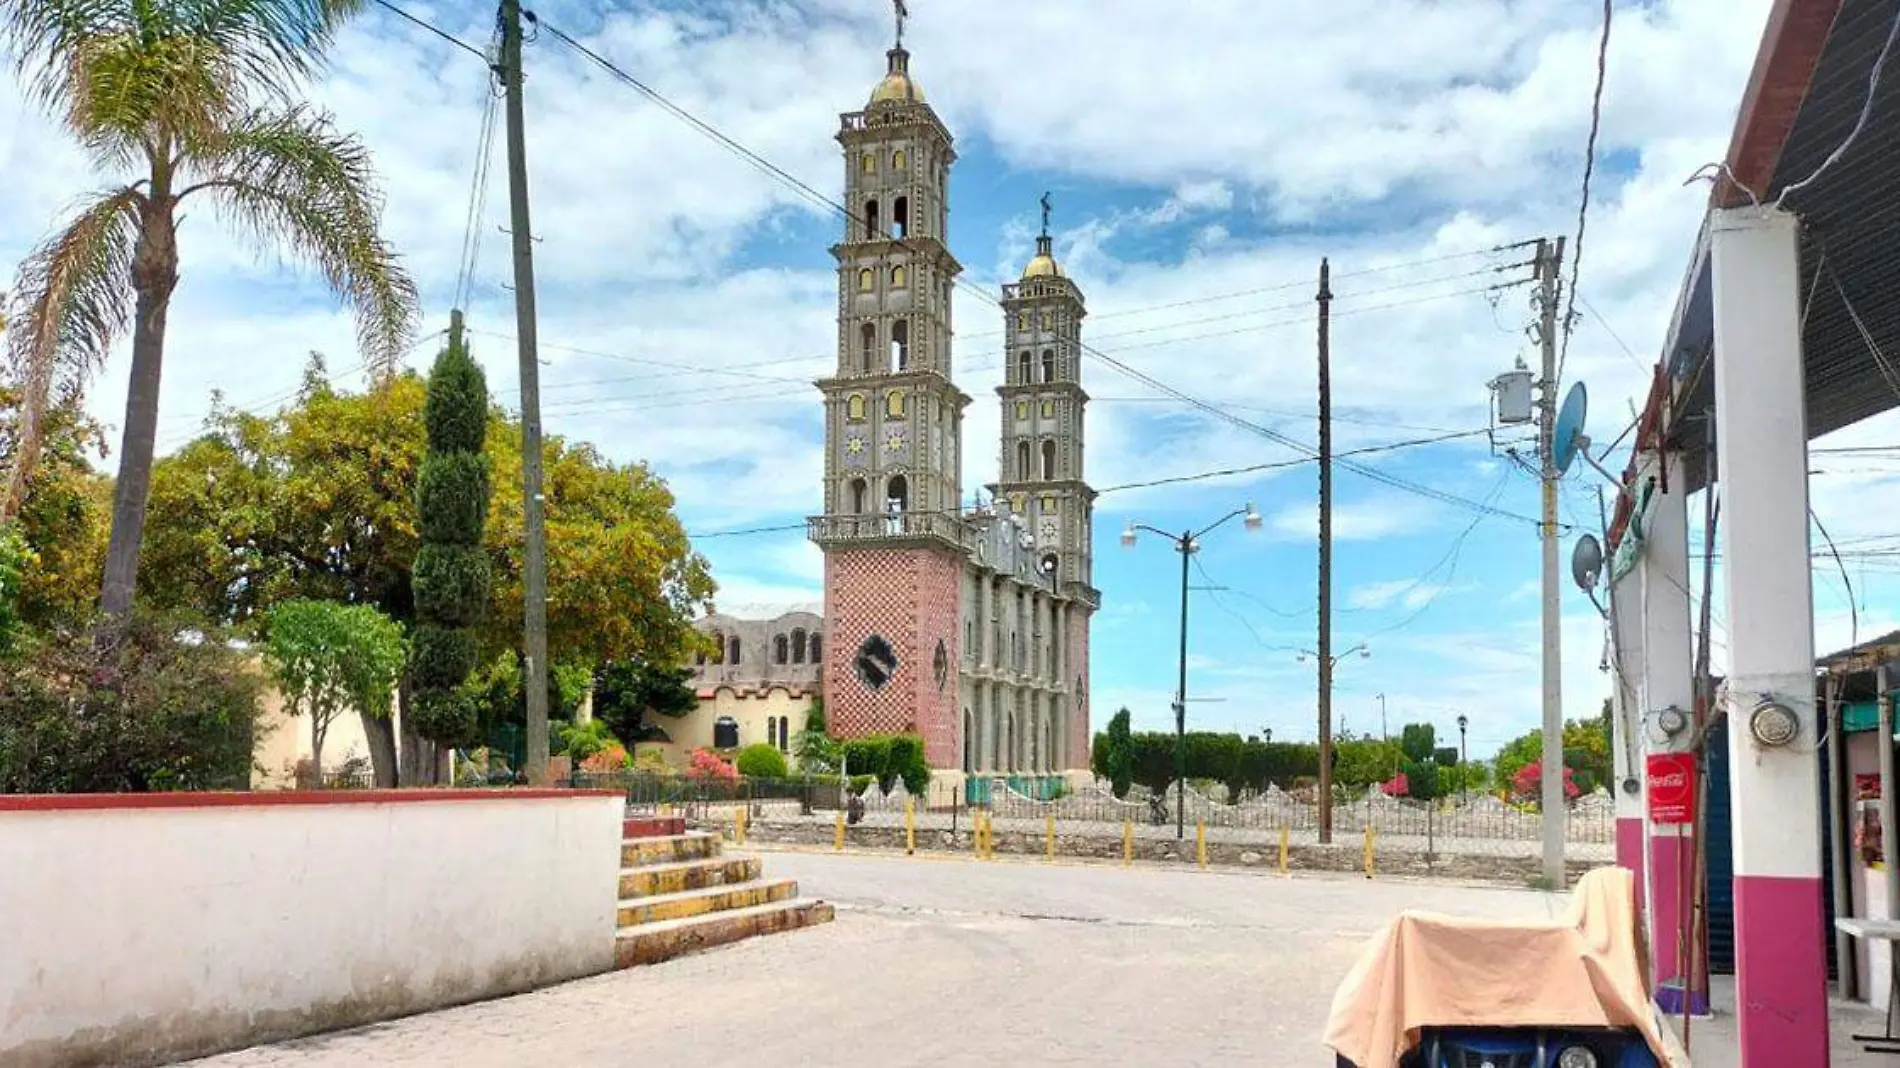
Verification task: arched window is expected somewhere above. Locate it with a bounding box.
[858,324,875,372]
[1041,399,1056,419]
[713,716,739,750]
[1043,311,1054,330]
[891,319,909,370]
[891,264,906,288]
[1017,312,1029,332]
[849,477,868,514]
[865,198,880,239]
[1016,440,1031,480]
[857,268,873,292]
[1041,349,1056,382]
[767,717,778,749]
[1016,351,1031,382]
[1041,439,1057,480]
[728,636,742,664]
[774,634,789,664]
[847,393,866,421]
[861,152,875,174]
[712,631,726,664]
[792,628,808,663]
[777,716,791,753]
[887,389,906,418]
[1014,399,1028,421]
[886,474,909,513]
[893,196,909,239]
[892,148,906,170]
[810,634,823,664]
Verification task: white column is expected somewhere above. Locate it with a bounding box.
[1636,449,1704,1010]
[1709,205,1828,1066]
[1606,558,1645,894]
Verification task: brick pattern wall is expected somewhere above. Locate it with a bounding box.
[823,545,965,769]
[1068,606,1093,767]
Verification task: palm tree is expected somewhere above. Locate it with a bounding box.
[0,0,417,618]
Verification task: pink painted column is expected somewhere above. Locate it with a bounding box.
[1710,205,1829,1066]
[1635,448,1703,1010]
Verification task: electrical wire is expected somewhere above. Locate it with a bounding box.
[1774,0,1900,208]
[1094,429,1490,495]
[530,14,1550,529]
[369,0,489,60]
[1558,0,1612,385]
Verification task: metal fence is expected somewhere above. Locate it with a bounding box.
[584,771,1615,860]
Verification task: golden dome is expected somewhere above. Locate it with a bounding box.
[870,47,925,106]
[1021,234,1062,279]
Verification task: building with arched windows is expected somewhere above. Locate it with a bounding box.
[650,610,822,767]
[807,27,1097,791]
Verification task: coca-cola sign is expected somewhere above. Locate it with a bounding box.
[1647,752,1697,825]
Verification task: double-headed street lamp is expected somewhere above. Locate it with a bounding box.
[1122,502,1263,839]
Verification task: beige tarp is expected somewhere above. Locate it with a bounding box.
[1324,867,1668,1068]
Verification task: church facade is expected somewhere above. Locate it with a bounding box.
[807,32,1099,780]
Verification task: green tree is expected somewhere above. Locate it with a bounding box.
[593,660,698,747]
[0,387,110,629]
[793,698,838,773]
[1099,708,1134,798]
[0,0,417,621]
[265,598,407,782]
[1333,736,1404,790]
[1398,722,1443,800]
[0,524,23,657]
[408,324,491,752]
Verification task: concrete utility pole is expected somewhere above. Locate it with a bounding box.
[501,0,552,786]
[1316,257,1336,845]
[1534,236,1567,886]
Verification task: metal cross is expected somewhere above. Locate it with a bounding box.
[1039,191,1053,237]
[893,0,908,47]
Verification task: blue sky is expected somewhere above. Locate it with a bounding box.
[10,0,1900,758]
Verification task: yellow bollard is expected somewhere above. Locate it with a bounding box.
[1278,826,1290,875]
[734,805,748,846]
[974,811,986,860]
[1123,820,1133,866]
[1046,811,1056,861]
[904,798,916,855]
[981,812,993,860]
[835,809,845,852]
[1363,825,1375,878]
[1196,819,1207,869]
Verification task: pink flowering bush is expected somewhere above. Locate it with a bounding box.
[687,748,738,783]
[1511,760,1580,801]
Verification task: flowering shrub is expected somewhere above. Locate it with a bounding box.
[1380,772,1410,797]
[687,748,738,782]
[581,743,631,774]
[1511,760,1580,801]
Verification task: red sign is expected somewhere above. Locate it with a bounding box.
[1647,753,1697,825]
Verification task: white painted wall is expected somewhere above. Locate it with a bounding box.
[0,791,622,1068]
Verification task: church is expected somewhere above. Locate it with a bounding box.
[802,21,1099,785]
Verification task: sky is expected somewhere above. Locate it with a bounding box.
[7,0,1900,760]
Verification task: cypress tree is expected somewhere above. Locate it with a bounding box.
[409,312,490,749]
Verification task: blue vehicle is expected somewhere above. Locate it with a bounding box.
[1377,1027,1660,1067]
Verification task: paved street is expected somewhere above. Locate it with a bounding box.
[185,849,1564,1067]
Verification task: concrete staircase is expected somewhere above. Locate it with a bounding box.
[614,816,833,968]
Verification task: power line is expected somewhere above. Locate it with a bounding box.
[370,0,489,60]
[529,15,1547,529]
[1557,0,1612,385]
[1095,428,1490,495]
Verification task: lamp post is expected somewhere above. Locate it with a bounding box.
[1122,502,1263,839]
[1297,642,1369,837]
[1456,713,1469,801]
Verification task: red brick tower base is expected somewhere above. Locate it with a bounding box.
[822,545,963,770]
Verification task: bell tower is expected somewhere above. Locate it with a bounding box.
[993,195,1094,592]
[811,12,968,769]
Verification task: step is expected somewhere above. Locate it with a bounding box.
[619,855,762,899]
[621,832,720,868]
[615,877,799,927]
[614,898,836,968]
[623,815,687,839]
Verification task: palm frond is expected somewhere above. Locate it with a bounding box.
[185,105,418,373]
[0,185,142,519]
[2,0,368,167]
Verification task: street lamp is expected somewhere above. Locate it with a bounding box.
[1456,713,1470,801]
[1121,502,1262,838]
[1295,641,1369,839]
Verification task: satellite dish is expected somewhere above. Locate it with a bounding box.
[1571,533,1604,592]
[1552,382,1588,475]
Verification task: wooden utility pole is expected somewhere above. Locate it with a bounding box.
[1317,257,1335,845]
[500,0,552,785]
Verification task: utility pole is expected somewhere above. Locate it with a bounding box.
[1316,257,1335,845]
[501,0,552,786]
[1174,535,1191,841]
[1534,236,1567,886]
